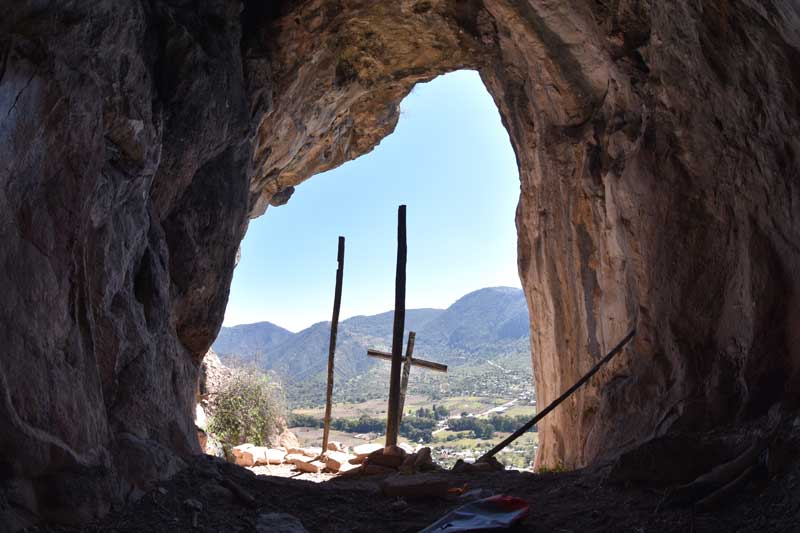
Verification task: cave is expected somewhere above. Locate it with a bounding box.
[1,0,799,530]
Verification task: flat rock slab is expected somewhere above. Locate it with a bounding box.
[301,447,322,458]
[325,451,357,472]
[254,448,286,466]
[232,443,255,458]
[294,460,326,474]
[353,443,384,458]
[365,448,404,469]
[233,444,257,466]
[451,457,504,474]
[287,454,325,473]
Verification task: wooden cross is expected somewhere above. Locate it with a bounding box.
[367,330,448,436]
[377,205,450,446]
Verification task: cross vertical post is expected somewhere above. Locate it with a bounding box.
[397,331,416,427]
[321,236,345,453]
[385,205,407,447]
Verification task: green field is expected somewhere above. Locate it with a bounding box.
[499,404,536,417]
[290,425,538,471]
[289,427,384,448]
[293,395,512,419]
[289,394,538,471]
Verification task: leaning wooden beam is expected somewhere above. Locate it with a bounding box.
[321,236,345,453]
[477,328,637,462]
[367,349,447,373]
[385,205,407,447]
[397,331,416,426]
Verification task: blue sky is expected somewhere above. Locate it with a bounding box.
[223,70,521,331]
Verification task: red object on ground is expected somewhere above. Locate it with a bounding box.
[420,495,529,532]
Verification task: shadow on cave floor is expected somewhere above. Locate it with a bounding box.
[33,443,800,533]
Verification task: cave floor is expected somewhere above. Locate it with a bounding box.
[34,453,800,532]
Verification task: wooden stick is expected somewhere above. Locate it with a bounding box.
[385,205,407,447]
[367,349,447,373]
[397,331,416,427]
[322,236,345,453]
[478,328,636,462]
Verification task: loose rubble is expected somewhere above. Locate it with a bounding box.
[229,431,440,480]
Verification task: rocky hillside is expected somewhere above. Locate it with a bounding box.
[212,321,294,364]
[213,287,532,404]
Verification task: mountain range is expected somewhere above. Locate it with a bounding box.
[213,287,532,405]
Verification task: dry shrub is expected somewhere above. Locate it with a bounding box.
[207,365,284,451]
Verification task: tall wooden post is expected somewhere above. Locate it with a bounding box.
[397,331,416,427]
[322,236,345,453]
[385,205,407,446]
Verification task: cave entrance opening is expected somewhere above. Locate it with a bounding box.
[209,70,538,473]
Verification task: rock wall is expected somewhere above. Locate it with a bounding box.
[243,0,800,468]
[1,0,799,527]
[1,1,251,527]
[504,0,800,467]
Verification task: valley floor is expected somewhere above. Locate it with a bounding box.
[34,452,800,532]
[290,394,539,469]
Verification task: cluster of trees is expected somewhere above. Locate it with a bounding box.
[287,410,536,444]
[400,415,437,442]
[487,414,535,433]
[445,414,535,440]
[288,413,384,434]
[446,417,496,439]
[288,411,441,443]
[413,405,450,420]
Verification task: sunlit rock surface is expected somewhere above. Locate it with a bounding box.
[1,0,798,527]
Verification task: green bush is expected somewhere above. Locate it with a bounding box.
[207,366,284,450]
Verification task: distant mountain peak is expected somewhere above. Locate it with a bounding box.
[212,320,294,361]
[225,320,295,333]
[211,286,530,401]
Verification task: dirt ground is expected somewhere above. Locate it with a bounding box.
[31,448,800,532]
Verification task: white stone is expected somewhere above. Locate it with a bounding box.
[352,443,383,458]
[194,404,207,431]
[324,451,356,472]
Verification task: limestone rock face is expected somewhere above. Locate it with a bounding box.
[198,349,232,403]
[1,0,799,528]
[1,1,250,526]
[243,0,800,470]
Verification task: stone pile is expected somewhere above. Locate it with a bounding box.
[340,443,439,477]
[230,441,347,474]
[229,438,438,477]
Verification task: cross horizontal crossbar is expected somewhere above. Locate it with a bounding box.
[366,349,448,373]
